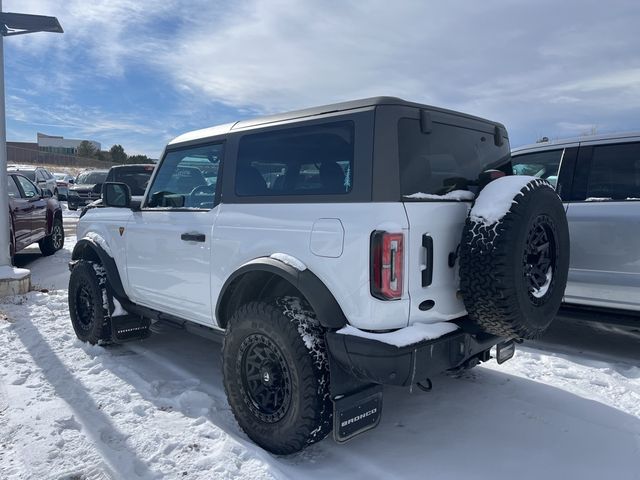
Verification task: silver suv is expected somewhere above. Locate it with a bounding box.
[512,132,640,321]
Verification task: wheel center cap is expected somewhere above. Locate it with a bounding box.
[262,371,271,384]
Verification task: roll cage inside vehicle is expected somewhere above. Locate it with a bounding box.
[68,97,569,455]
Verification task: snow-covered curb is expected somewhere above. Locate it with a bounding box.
[470,176,541,225]
[337,322,459,347]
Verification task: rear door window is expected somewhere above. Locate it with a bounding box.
[398,119,510,196]
[586,142,640,200]
[235,121,354,196]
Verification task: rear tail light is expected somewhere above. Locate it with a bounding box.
[370,231,404,300]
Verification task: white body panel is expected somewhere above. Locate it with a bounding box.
[211,203,411,330]
[124,209,219,325]
[403,202,470,323]
[77,198,472,331]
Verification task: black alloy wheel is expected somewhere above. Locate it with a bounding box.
[523,214,557,305]
[238,333,292,423]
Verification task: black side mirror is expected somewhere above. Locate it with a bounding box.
[103,182,131,208]
[40,187,52,198]
[92,182,103,194]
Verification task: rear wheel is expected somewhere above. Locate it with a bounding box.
[39,217,64,256]
[68,260,112,345]
[459,178,569,339]
[222,297,331,454]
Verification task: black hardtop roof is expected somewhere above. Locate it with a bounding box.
[169,96,507,146]
[232,96,506,131]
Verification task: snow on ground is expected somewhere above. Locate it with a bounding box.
[1,207,639,479]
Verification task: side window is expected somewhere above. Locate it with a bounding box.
[36,170,45,182]
[15,175,39,198]
[511,149,563,187]
[586,142,640,200]
[236,121,354,196]
[7,176,20,198]
[146,143,222,209]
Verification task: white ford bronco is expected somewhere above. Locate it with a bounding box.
[68,97,569,454]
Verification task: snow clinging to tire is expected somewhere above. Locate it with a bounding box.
[470,176,549,226]
[459,176,570,340]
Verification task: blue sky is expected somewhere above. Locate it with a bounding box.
[5,0,640,158]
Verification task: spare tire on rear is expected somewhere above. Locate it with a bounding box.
[459,176,569,339]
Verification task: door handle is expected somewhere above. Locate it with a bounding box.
[181,232,206,242]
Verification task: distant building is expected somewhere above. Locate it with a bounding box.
[37,133,101,156]
[7,133,104,167]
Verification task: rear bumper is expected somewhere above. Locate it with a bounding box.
[326,326,502,387]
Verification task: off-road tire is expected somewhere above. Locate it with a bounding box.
[68,260,112,345]
[39,217,64,256]
[222,297,331,455]
[459,178,569,339]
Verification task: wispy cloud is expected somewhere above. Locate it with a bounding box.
[4,0,640,153]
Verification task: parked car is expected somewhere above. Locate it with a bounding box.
[7,172,64,263]
[67,169,108,210]
[53,172,75,200]
[8,165,58,198]
[68,97,569,454]
[512,131,640,325]
[80,164,156,216]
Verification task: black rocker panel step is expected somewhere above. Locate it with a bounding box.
[111,315,151,343]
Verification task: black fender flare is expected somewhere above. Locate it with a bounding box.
[216,257,348,330]
[71,238,127,300]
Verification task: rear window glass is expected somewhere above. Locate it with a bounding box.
[236,121,354,196]
[512,149,563,187]
[17,171,35,181]
[109,166,155,196]
[398,119,510,196]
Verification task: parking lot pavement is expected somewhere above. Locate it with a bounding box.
[528,316,640,364]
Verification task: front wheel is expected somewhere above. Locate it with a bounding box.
[222,298,331,455]
[68,260,112,345]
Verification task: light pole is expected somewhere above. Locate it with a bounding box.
[0,3,62,280]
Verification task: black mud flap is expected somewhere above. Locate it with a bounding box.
[111,315,151,343]
[333,384,383,443]
[496,339,516,364]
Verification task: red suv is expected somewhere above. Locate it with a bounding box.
[7,172,64,263]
